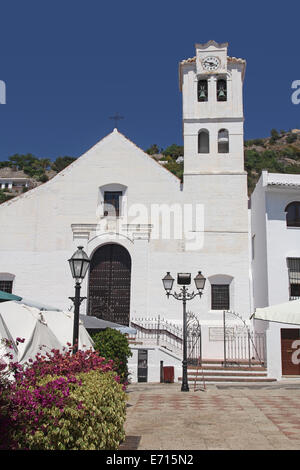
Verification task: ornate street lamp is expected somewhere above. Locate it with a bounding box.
[162,272,175,295]
[162,271,206,392]
[68,246,90,353]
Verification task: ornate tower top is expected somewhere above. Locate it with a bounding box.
[179,41,246,176]
[179,41,246,91]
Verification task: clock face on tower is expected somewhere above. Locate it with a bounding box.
[202,56,220,72]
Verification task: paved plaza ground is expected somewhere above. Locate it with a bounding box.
[122,381,300,450]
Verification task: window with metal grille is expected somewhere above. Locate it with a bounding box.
[0,280,13,293]
[211,284,230,310]
[287,258,300,300]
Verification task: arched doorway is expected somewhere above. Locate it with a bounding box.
[88,243,131,326]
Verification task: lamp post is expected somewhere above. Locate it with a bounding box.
[68,246,90,353]
[162,271,206,392]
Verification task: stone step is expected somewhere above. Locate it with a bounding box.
[179,376,276,383]
[199,358,264,366]
[187,371,267,377]
[188,365,267,372]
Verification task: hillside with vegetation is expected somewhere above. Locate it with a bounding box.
[0,155,76,203]
[146,129,300,194]
[1,129,300,204]
[244,129,300,193]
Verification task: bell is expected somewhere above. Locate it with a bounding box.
[218,88,226,100]
[199,89,207,100]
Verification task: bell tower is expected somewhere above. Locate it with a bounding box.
[179,40,246,178]
[177,41,251,326]
[179,40,249,255]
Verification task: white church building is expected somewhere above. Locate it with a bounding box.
[0,41,259,382]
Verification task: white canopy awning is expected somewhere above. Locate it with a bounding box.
[0,301,94,364]
[0,313,18,364]
[252,299,300,325]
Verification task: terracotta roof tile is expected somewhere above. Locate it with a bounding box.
[180,55,246,65]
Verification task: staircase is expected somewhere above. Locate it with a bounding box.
[127,336,143,345]
[179,359,276,384]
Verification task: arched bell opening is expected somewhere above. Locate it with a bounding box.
[217,78,227,102]
[197,79,208,102]
[218,129,229,153]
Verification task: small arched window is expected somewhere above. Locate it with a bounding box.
[198,130,209,154]
[218,129,229,153]
[285,201,300,227]
[198,79,208,102]
[217,79,227,101]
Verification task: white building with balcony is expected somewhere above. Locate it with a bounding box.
[0,177,30,192]
[251,170,300,379]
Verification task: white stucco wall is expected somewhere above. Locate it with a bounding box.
[251,171,300,379]
[251,172,269,309]
[128,346,182,383]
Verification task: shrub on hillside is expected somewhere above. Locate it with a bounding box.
[286,133,298,144]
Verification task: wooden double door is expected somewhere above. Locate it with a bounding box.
[281,329,300,375]
[88,244,131,326]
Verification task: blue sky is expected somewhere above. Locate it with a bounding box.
[0,0,299,161]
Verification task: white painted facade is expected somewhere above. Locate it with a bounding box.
[128,347,182,384]
[251,171,300,379]
[0,41,252,381]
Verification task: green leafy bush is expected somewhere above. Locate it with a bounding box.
[162,143,184,159]
[0,190,14,204]
[92,329,132,383]
[38,173,49,183]
[12,370,126,450]
[1,346,127,450]
[245,138,265,147]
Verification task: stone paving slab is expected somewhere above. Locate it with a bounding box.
[123,382,300,450]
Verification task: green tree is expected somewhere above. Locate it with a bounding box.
[8,153,37,173]
[39,158,51,171]
[270,128,279,139]
[51,156,76,172]
[162,144,184,160]
[269,128,280,144]
[145,144,161,155]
